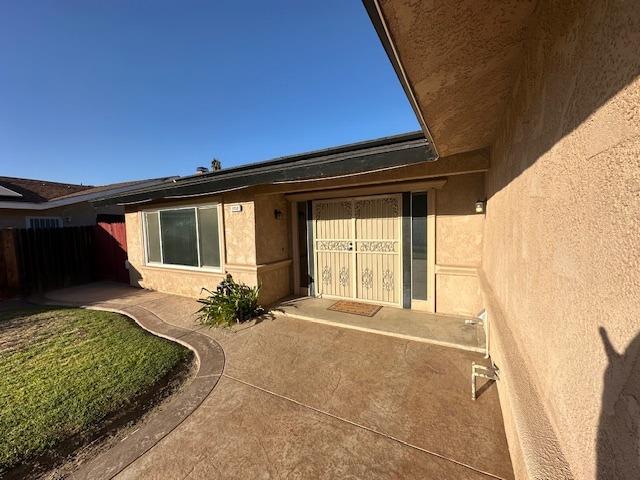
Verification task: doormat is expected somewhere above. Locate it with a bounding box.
[328,300,382,317]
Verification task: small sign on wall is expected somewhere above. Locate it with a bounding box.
[230,204,243,213]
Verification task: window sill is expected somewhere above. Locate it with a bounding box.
[143,263,224,275]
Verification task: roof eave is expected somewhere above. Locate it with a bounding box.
[361,0,439,158]
[93,136,436,207]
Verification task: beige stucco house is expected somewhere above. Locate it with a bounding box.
[97,132,487,317]
[94,1,639,478]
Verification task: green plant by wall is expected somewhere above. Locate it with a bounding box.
[197,274,264,327]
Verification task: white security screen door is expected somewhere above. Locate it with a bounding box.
[313,199,355,300]
[313,194,402,306]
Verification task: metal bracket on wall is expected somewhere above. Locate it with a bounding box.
[465,318,484,326]
[471,362,499,401]
[466,308,490,359]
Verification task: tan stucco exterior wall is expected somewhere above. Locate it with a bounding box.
[434,172,484,316]
[124,192,293,305]
[255,194,290,265]
[481,1,640,478]
[223,192,257,267]
[254,193,292,305]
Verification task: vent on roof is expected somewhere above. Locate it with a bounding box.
[195,166,209,174]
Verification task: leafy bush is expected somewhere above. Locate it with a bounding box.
[197,274,264,327]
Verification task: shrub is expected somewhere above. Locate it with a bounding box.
[197,274,264,327]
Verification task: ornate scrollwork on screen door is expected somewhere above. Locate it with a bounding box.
[358,241,397,253]
[362,268,374,290]
[382,270,394,291]
[317,241,351,251]
[339,267,349,287]
[354,197,399,219]
[322,265,331,285]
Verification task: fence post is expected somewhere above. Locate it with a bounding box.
[0,230,21,291]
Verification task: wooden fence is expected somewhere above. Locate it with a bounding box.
[0,229,21,298]
[95,215,129,283]
[0,226,96,297]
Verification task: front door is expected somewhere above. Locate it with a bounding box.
[313,194,402,306]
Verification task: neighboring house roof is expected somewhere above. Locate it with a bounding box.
[0,176,176,211]
[94,131,435,207]
[0,177,93,203]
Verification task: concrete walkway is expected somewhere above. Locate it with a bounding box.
[43,282,513,480]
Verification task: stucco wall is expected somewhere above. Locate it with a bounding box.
[124,195,259,299]
[254,193,292,303]
[255,193,290,264]
[124,193,292,304]
[257,261,293,306]
[482,1,640,478]
[222,192,257,266]
[435,172,484,316]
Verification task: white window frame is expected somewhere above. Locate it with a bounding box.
[141,202,224,273]
[26,216,63,229]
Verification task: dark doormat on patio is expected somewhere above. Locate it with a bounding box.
[328,300,382,317]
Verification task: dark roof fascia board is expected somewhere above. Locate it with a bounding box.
[93,135,435,207]
[361,0,439,157]
[175,130,425,183]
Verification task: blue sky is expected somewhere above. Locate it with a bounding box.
[0,1,419,185]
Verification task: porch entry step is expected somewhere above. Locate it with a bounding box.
[274,297,486,354]
[328,300,382,317]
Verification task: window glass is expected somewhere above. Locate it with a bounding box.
[160,209,198,267]
[197,207,221,268]
[29,217,61,229]
[144,205,221,269]
[411,193,428,300]
[145,212,162,263]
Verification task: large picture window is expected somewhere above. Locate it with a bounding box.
[143,204,221,270]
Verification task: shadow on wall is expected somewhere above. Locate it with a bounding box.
[128,263,143,289]
[486,0,640,197]
[434,172,486,216]
[597,327,640,479]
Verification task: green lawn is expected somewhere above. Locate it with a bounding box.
[0,305,192,473]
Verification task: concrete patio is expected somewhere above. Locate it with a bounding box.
[41,282,513,480]
[274,296,486,353]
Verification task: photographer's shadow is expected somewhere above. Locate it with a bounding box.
[597,327,640,479]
